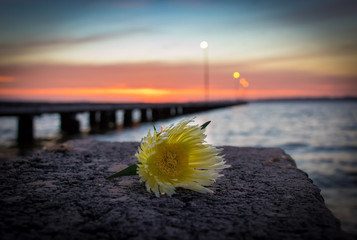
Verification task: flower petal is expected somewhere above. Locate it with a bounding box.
[136,118,229,197]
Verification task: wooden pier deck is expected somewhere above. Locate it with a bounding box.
[0,100,246,144]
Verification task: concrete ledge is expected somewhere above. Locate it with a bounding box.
[0,140,353,240]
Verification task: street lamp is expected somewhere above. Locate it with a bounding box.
[233,72,240,100]
[200,41,209,102]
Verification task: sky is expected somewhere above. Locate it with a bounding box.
[0,0,356,102]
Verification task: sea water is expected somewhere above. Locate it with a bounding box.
[1,100,356,234]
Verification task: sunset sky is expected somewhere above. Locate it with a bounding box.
[0,0,356,102]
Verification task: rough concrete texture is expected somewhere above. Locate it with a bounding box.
[0,140,354,240]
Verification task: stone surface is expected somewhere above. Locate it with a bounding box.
[0,140,354,240]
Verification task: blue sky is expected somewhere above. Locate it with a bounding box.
[1,0,355,64]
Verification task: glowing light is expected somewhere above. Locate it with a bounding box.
[240,78,249,88]
[233,72,240,79]
[200,41,208,49]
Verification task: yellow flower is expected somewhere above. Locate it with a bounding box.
[135,119,229,197]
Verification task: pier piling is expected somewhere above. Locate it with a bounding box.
[17,114,34,144]
[108,111,117,129]
[89,111,99,131]
[140,109,148,122]
[123,109,133,127]
[60,113,80,134]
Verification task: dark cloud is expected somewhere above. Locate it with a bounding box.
[262,0,357,24]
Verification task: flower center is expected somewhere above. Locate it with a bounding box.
[155,144,188,178]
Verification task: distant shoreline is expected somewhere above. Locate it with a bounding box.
[0,96,356,105]
[250,96,357,103]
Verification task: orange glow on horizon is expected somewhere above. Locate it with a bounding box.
[0,87,344,103]
[1,63,355,103]
[0,87,169,96]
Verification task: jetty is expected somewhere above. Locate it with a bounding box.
[0,100,246,144]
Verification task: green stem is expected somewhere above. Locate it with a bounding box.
[106,164,138,179]
[200,121,211,130]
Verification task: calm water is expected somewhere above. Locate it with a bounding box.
[1,100,356,234]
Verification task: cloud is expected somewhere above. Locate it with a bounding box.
[244,42,357,64]
[85,0,155,8]
[0,63,203,89]
[281,0,357,24]
[0,28,152,57]
[255,0,357,25]
[0,76,14,82]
